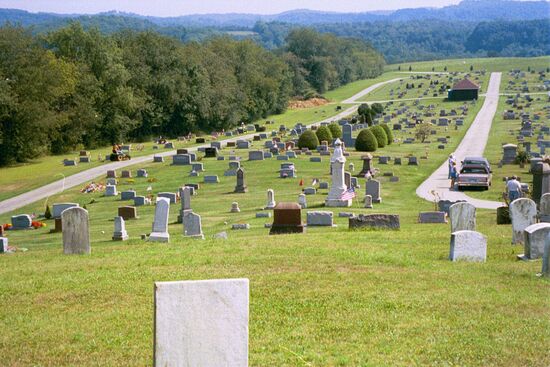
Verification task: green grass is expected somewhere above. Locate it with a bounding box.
[1,57,549,366]
[0,143,162,202]
[388,56,550,73]
[0,72,401,203]
[358,71,490,103]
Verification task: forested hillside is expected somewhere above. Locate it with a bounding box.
[1,2,548,63]
[0,25,383,166]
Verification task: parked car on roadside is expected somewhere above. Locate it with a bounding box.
[457,164,492,190]
[461,156,491,172]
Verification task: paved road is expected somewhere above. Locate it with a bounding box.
[1,78,398,215]
[416,72,504,209]
[341,78,402,104]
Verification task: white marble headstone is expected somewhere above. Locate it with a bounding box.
[449,202,476,232]
[509,198,537,244]
[154,279,249,367]
[449,230,487,262]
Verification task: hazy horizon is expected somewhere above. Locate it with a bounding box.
[0,0,472,17]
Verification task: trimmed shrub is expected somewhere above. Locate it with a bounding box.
[381,123,393,145]
[355,129,378,152]
[315,125,333,144]
[328,123,342,139]
[298,130,320,150]
[370,125,388,148]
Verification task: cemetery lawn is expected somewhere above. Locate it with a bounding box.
[387,56,550,73]
[0,73,401,204]
[1,91,549,366]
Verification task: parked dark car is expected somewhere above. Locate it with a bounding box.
[461,156,491,172]
[457,164,492,190]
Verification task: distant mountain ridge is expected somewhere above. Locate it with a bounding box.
[1,0,549,28]
[0,0,548,63]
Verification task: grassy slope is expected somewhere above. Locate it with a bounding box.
[0,58,549,366]
[387,56,550,73]
[358,72,491,102]
[0,73,400,203]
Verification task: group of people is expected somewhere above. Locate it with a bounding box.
[447,153,523,202]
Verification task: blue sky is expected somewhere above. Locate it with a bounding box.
[0,0,467,16]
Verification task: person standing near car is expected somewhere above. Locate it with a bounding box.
[506,176,523,202]
[449,162,458,189]
[448,154,456,179]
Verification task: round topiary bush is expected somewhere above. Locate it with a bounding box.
[370,125,388,148]
[355,129,378,152]
[328,123,342,139]
[298,130,320,150]
[315,125,333,144]
[381,123,393,145]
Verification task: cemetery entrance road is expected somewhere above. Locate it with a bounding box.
[416,72,504,210]
[0,76,391,215]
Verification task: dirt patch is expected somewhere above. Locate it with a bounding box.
[288,98,329,109]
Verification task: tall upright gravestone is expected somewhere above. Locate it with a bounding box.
[62,207,90,255]
[449,202,476,232]
[234,168,248,193]
[149,198,170,243]
[325,139,352,207]
[531,162,550,205]
[154,279,249,367]
[509,198,537,244]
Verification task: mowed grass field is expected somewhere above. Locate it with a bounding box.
[387,56,550,73]
[1,68,549,366]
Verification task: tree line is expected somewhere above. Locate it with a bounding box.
[0,24,384,166]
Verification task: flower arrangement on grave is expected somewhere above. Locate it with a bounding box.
[2,223,12,230]
[31,221,46,229]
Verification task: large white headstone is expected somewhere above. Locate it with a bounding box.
[154,279,249,367]
[519,222,550,260]
[509,198,537,244]
[449,202,476,232]
[449,230,487,262]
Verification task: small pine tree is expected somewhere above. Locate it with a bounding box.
[408,65,412,71]
[370,125,388,148]
[315,125,333,144]
[327,123,342,139]
[44,204,52,219]
[470,65,473,71]
[381,123,393,145]
[355,129,378,152]
[444,66,448,71]
[432,67,435,72]
[398,65,401,71]
[528,66,531,72]
[297,130,320,150]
